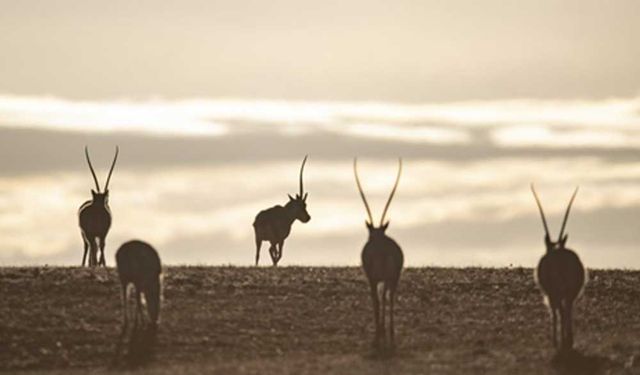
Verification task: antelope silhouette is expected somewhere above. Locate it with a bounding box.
[113,240,162,366]
[354,158,404,350]
[253,156,310,266]
[531,184,586,353]
[78,146,118,267]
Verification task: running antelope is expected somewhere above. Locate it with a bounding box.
[78,146,118,267]
[253,156,310,266]
[113,240,162,365]
[354,158,404,350]
[531,184,586,353]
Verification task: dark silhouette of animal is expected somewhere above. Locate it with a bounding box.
[78,146,118,267]
[354,158,404,350]
[253,155,310,266]
[113,240,162,365]
[531,184,586,353]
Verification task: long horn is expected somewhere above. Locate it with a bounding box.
[558,186,579,241]
[298,155,308,197]
[104,146,119,191]
[353,158,374,224]
[84,146,101,192]
[530,183,550,237]
[379,158,402,226]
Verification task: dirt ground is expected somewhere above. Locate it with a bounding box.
[1,266,639,374]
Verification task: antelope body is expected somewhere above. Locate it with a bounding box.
[79,146,118,267]
[355,158,404,350]
[531,185,586,353]
[253,156,310,266]
[113,240,162,364]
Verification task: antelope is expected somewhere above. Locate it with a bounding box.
[113,240,162,365]
[354,158,404,350]
[531,184,586,353]
[253,155,310,266]
[78,146,118,267]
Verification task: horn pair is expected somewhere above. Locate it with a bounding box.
[85,146,119,192]
[354,158,402,226]
[531,184,578,241]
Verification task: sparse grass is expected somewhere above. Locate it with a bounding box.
[1,266,640,374]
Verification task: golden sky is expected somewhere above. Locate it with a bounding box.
[0,1,639,267]
[1,0,639,101]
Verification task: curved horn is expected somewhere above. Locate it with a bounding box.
[298,155,308,197]
[104,146,119,191]
[530,183,550,237]
[558,186,579,241]
[379,158,402,226]
[353,158,374,224]
[84,146,101,192]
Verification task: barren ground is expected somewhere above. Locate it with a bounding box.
[1,266,640,374]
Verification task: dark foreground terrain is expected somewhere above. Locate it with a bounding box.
[1,266,640,374]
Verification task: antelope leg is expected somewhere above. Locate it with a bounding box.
[254,237,262,266]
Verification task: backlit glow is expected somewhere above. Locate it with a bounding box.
[1,94,640,147]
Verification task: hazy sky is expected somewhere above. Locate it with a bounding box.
[2,0,639,101]
[1,1,640,268]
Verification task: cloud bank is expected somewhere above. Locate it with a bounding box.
[1,94,640,268]
[1,94,640,148]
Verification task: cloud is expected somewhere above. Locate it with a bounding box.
[0,95,229,136]
[2,94,640,267]
[2,94,640,148]
[3,158,640,267]
[339,123,469,144]
[491,125,640,149]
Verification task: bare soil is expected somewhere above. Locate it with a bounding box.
[1,266,639,374]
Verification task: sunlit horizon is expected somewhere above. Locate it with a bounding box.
[1,0,640,268]
[2,96,640,268]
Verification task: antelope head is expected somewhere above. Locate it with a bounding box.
[531,184,579,252]
[286,155,310,223]
[354,158,402,239]
[85,146,119,205]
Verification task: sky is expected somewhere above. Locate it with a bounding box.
[1,0,639,268]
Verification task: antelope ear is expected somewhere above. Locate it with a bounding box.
[382,221,390,231]
[366,221,374,230]
[288,194,295,201]
[303,192,308,201]
[91,190,98,198]
[562,234,569,244]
